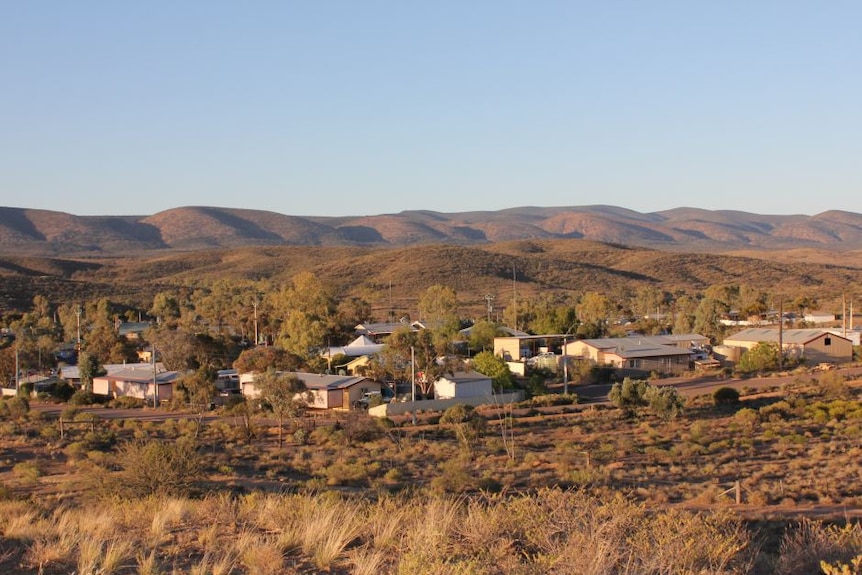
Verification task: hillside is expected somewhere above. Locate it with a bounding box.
[5,205,862,256]
[2,239,862,317]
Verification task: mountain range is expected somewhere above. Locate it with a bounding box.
[3,205,862,255]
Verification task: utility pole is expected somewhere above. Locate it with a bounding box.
[252,298,259,345]
[75,305,82,351]
[778,298,784,371]
[484,294,494,322]
[512,266,517,331]
[410,345,417,425]
[152,345,158,409]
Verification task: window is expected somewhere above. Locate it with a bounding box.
[824,337,831,346]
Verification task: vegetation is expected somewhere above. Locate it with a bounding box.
[2,241,862,572]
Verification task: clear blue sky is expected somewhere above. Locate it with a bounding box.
[1,2,860,217]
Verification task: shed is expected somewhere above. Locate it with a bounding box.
[434,371,494,400]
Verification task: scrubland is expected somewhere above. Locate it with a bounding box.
[1,375,862,574]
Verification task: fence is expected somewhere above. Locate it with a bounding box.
[368,391,525,418]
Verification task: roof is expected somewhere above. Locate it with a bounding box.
[460,325,530,337]
[355,322,415,336]
[437,370,493,384]
[290,372,369,391]
[95,369,180,385]
[60,362,166,380]
[117,321,151,336]
[573,338,693,359]
[321,334,385,358]
[725,328,851,345]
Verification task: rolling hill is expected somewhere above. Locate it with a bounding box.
[4,205,862,256]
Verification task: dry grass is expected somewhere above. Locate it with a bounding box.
[1,487,861,574]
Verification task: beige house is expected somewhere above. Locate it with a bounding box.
[240,371,380,410]
[563,337,693,375]
[92,368,180,402]
[723,328,853,365]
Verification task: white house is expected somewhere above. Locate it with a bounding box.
[433,371,494,400]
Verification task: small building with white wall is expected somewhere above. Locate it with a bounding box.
[433,371,494,400]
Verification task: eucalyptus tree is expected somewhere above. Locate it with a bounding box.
[255,369,312,449]
[370,325,460,398]
[418,284,460,334]
[266,272,337,360]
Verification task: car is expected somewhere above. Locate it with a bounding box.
[355,389,393,409]
[526,352,557,367]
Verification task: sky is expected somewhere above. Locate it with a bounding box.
[1,2,860,217]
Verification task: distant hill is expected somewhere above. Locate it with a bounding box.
[4,205,862,255]
[2,238,862,318]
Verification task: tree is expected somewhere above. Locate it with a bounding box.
[418,284,460,334]
[179,367,218,436]
[233,346,303,374]
[440,404,486,453]
[693,297,728,342]
[268,272,337,360]
[671,294,698,334]
[149,292,182,328]
[77,351,104,393]
[373,326,458,398]
[467,320,500,353]
[736,342,781,374]
[471,351,514,392]
[577,292,614,337]
[255,370,311,450]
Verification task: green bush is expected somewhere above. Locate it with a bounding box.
[110,396,146,409]
[2,396,30,420]
[713,387,741,406]
[68,390,98,406]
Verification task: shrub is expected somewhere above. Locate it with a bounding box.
[2,396,30,420]
[440,404,486,451]
[608,378,649,415]
[12,461,41,483]
[110,396,146,409]
[713,386,741,406]
[68,390,98,406]
[644,385,684,420]
[116,438,203,497]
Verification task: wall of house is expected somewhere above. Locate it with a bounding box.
[801,335,853,364]
[368,391,525,418]
[611,354,690,376]
[435,378,493,400]
[565,341,601,363]
[493,337,524,361]
[344,381,381,406]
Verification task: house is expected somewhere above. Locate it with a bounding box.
[354,321,416,341]
[216,369,240,394]
[117,321,151,340]
[722,328,852,365]
[459,325,529,339]
[320,335,384,359]
[334,355,373,376]
[240,371,380,410]
[434,371,494,400]
[563,337,693,375]
[804,314,836,324]
[493,334,570,362]
[60,362,165,388]
[92,368,181,402]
